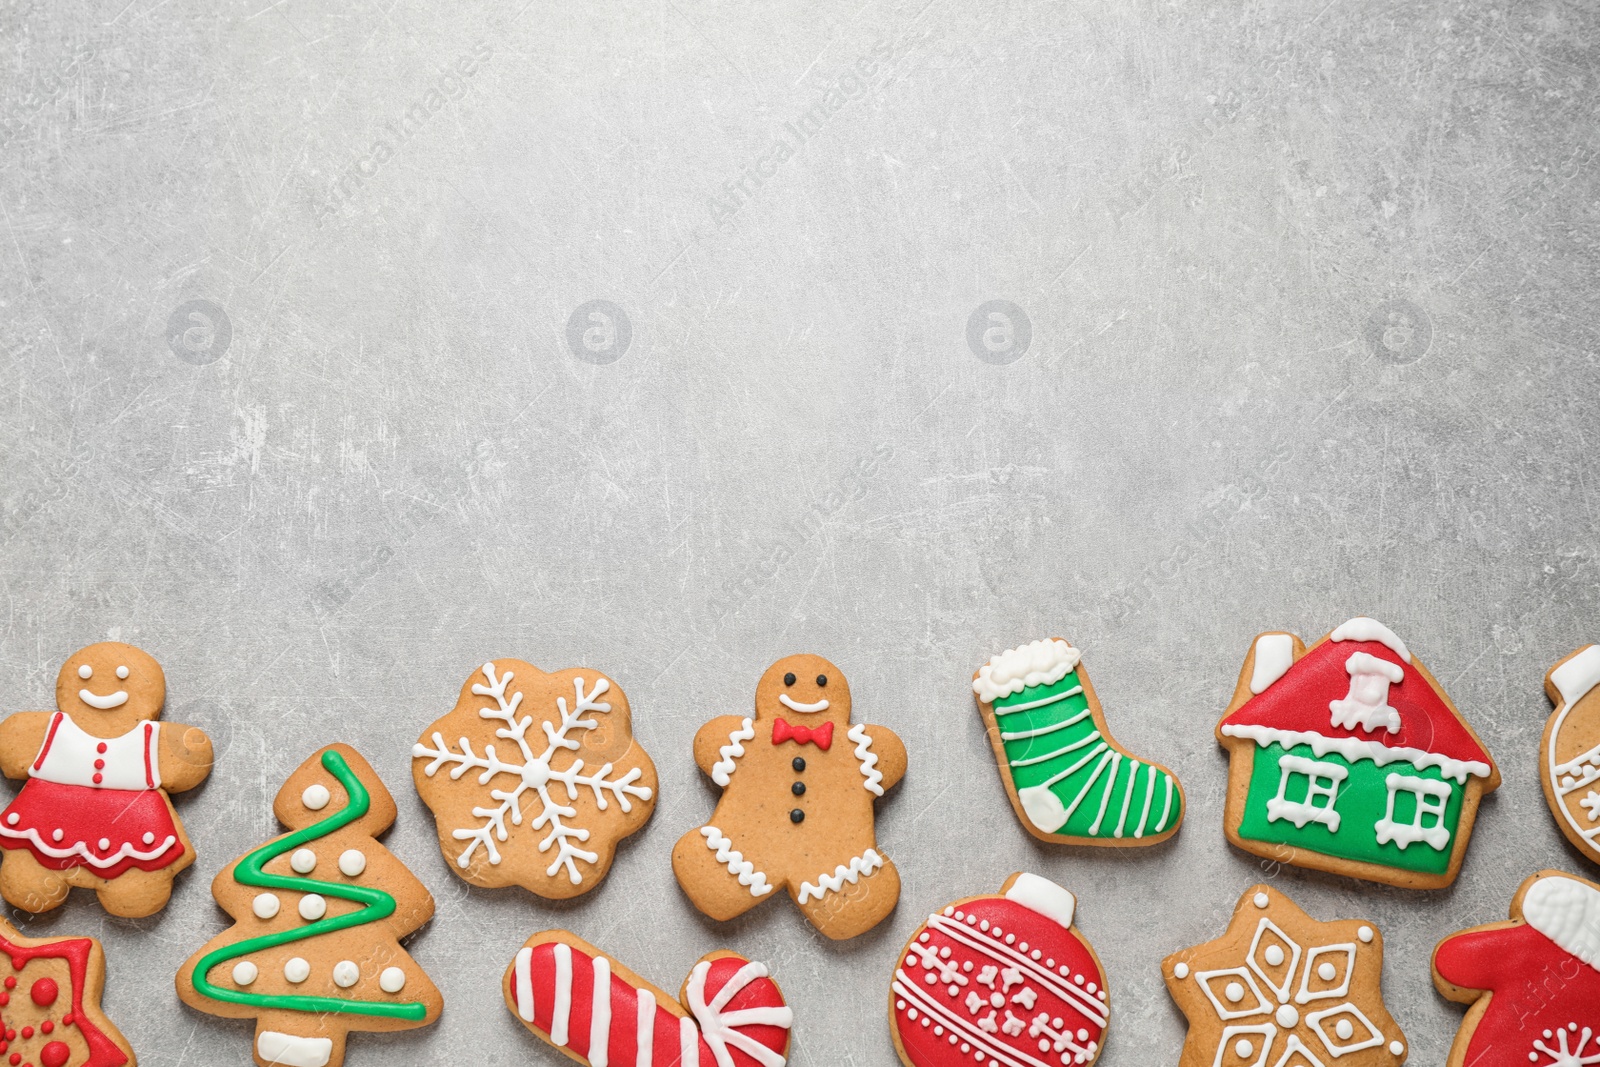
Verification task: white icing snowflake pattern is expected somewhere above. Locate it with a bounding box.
[412,663,652,883]
[1188,917,1398,1066]
[1533,1024,1600,1067]
[1581,791,1600,822]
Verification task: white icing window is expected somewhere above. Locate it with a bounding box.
[1373,773,1452,851]
[1266,755,1348,831]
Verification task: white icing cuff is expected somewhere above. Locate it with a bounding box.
[1524,874,1600,972]
[1552,645,1600,709]
[975,639,1081,704]
[1329,618,1411,662]
[1249,634,1295,694]
[1004,872,1076,930]
[257,1031,333,1067]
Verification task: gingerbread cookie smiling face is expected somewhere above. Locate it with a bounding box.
[1541,646,1600,865]
[0,642,213,916]
[672,654,907,940]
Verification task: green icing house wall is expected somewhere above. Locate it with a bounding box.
[993,669,1181,839]
[1236,742,1465,875]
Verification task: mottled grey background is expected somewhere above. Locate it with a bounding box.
[2,0,1597,1063]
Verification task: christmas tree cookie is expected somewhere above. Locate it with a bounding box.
[177,744,442,1067]
[412,660,657,898]
[1432,870,1600,1067]
[1216,618,1499,889]
[0,913,136,1067]
[972,639,1184,845]
[504,931,793,1067]
[1541,645,1600,865]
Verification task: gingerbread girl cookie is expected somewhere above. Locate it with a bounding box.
[0,642,213,916]
[672,654,906,940]
[1541,645,1600,865]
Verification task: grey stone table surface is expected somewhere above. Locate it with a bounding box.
[2,0,1598,1063]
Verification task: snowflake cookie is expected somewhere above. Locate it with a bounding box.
[412,660,658,898]
[1164,883,1407,1067]
[1432,870,1600,1067]
[889,872,1109,1067]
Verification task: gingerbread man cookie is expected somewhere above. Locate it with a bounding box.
[1541,646,1600,865]
[672,654,906,940]
[0,642,213,916]
[0,913,137,1067]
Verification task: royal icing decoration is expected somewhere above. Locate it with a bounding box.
[504,933,793,1067]
[1542,646,1600,866]
[890,873,1109,1067]
[1217,620,1499,888]
[1433,871,1600,1067]
[412,661,657,898]
[1165,884,1406,1067]
[674,655,907,940]
[0,916,135,1067]
[973,639,1184,846]
[179,745,442,1067]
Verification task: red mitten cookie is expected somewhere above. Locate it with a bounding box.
[889,873,1109,1067]
[504,932,792,1067]
[1432,870,1600,1067]
[0,914,135,1066]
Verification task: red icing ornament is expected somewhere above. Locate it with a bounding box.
[17,1029,29,1040]
[29,979,56,1008]
[8,1053,18,1066]
[890,873,1110,1067]
[41,1044,69,1067]
[4,978,15,989]
[39,1022,51,1035]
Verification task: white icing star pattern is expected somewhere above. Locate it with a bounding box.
[1532,1024,1600,1066]
[1581,791,1600,822]
[412,664,653,883]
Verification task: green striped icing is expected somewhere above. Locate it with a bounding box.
[992,670,1181,839]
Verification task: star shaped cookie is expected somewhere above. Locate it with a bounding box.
[1162,884,1407,1067]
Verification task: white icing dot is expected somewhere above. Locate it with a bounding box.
[990,992,1003,1008]
[232,961,258,986]
[1335,1019,1354,1040]
[1275,1005,1298,1028]
[142,832,155,845]
[933,1025,943,1035]
[51,829,63,842]
[302,784,331,810]
[896,1000,905,1010]
[1018,942,1029,952]
[379,966,406,993]
[1005,935,1016,945]
[1264,945,1285,967]
[1224,982,1244,1003]
[962,961,973,972]
[333,960,359,988]
[1086,982,1097,994]
[940,947,951,959]
[299,894,327,921]
[907,1008,919,1020]
[1253,892,1269,908]
[923,972,936,985]
[1389,1042,1403,1055]
[284,957,310,983]
[980,920,989,931]
[1358,926,1374,943]
[942,906,954,917]
[1031,950,1041,960]
[115,665,129,679]
[920,932,931,942]
[252,893,280,919]
[2,814,13,827]
[1318,962,1337,981]
[290,849,317,874]
[1173,963,1189,979]
[1235,1039,1253,1058]
[78,665,92,679]
[97,838,110,851]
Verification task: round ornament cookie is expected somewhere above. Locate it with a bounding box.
[889,873,1109,1067]
[503,931,792,1067]
[0,914,136,1066]
[412,660,657,898]
[177,744,442,1067]
[1541,646,1600,865]
[1163,883,1407,1067]
[0,642,213,916]
[1432,870,1600,1067]
[973,639,1184,846]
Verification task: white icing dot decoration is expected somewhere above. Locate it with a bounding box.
[299,894,327,921]
[50,829,63,842]
[97,838,110,851]
[1318,962,1337,981]
[1389,1042,1403,1055]
[333,960,359,988]
[252,893,280,919]
[379,966,406,993]
[116,665,129,679]
[1264,945,1285,967]
[1224,982,1244,1003]
[1234,1039,1253,1058]
[284,957,310,983]
[302,783,331,810]
[3,815,15,827]
[141,832,155,845]
[1253,892,1269,908]
[232,961,258,986]
[1275,1005,1298,1028]
[78,664,91,679]
[1335,1019,1355,1040]
[290,849,317,874]
[1173,963,1189,979]
[1358,925,1374,943]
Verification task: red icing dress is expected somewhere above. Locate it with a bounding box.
[0,713,182,878]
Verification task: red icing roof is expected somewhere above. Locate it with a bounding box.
[1220,635,1492,767]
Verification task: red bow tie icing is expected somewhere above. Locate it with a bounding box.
[771,719,833,750]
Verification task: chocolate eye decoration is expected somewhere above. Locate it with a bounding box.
[816,674,827,687]
[783,672,796,686]
[78,664,92,679]
[116,665,129,680]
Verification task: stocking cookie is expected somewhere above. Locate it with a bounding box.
[889,873,1110,1067]
[1541,646,1600,865]
[0,914,137,1067]
[0,642,213,916]
[671,654,906,940]
[412,660,657,898]
[177,744,442,1067]
[504,931,792,1067]
[973,639,1184,845]
[1216,618,1499,888]
[1432,870,1600,1067]
[1164,884,1408,1067]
